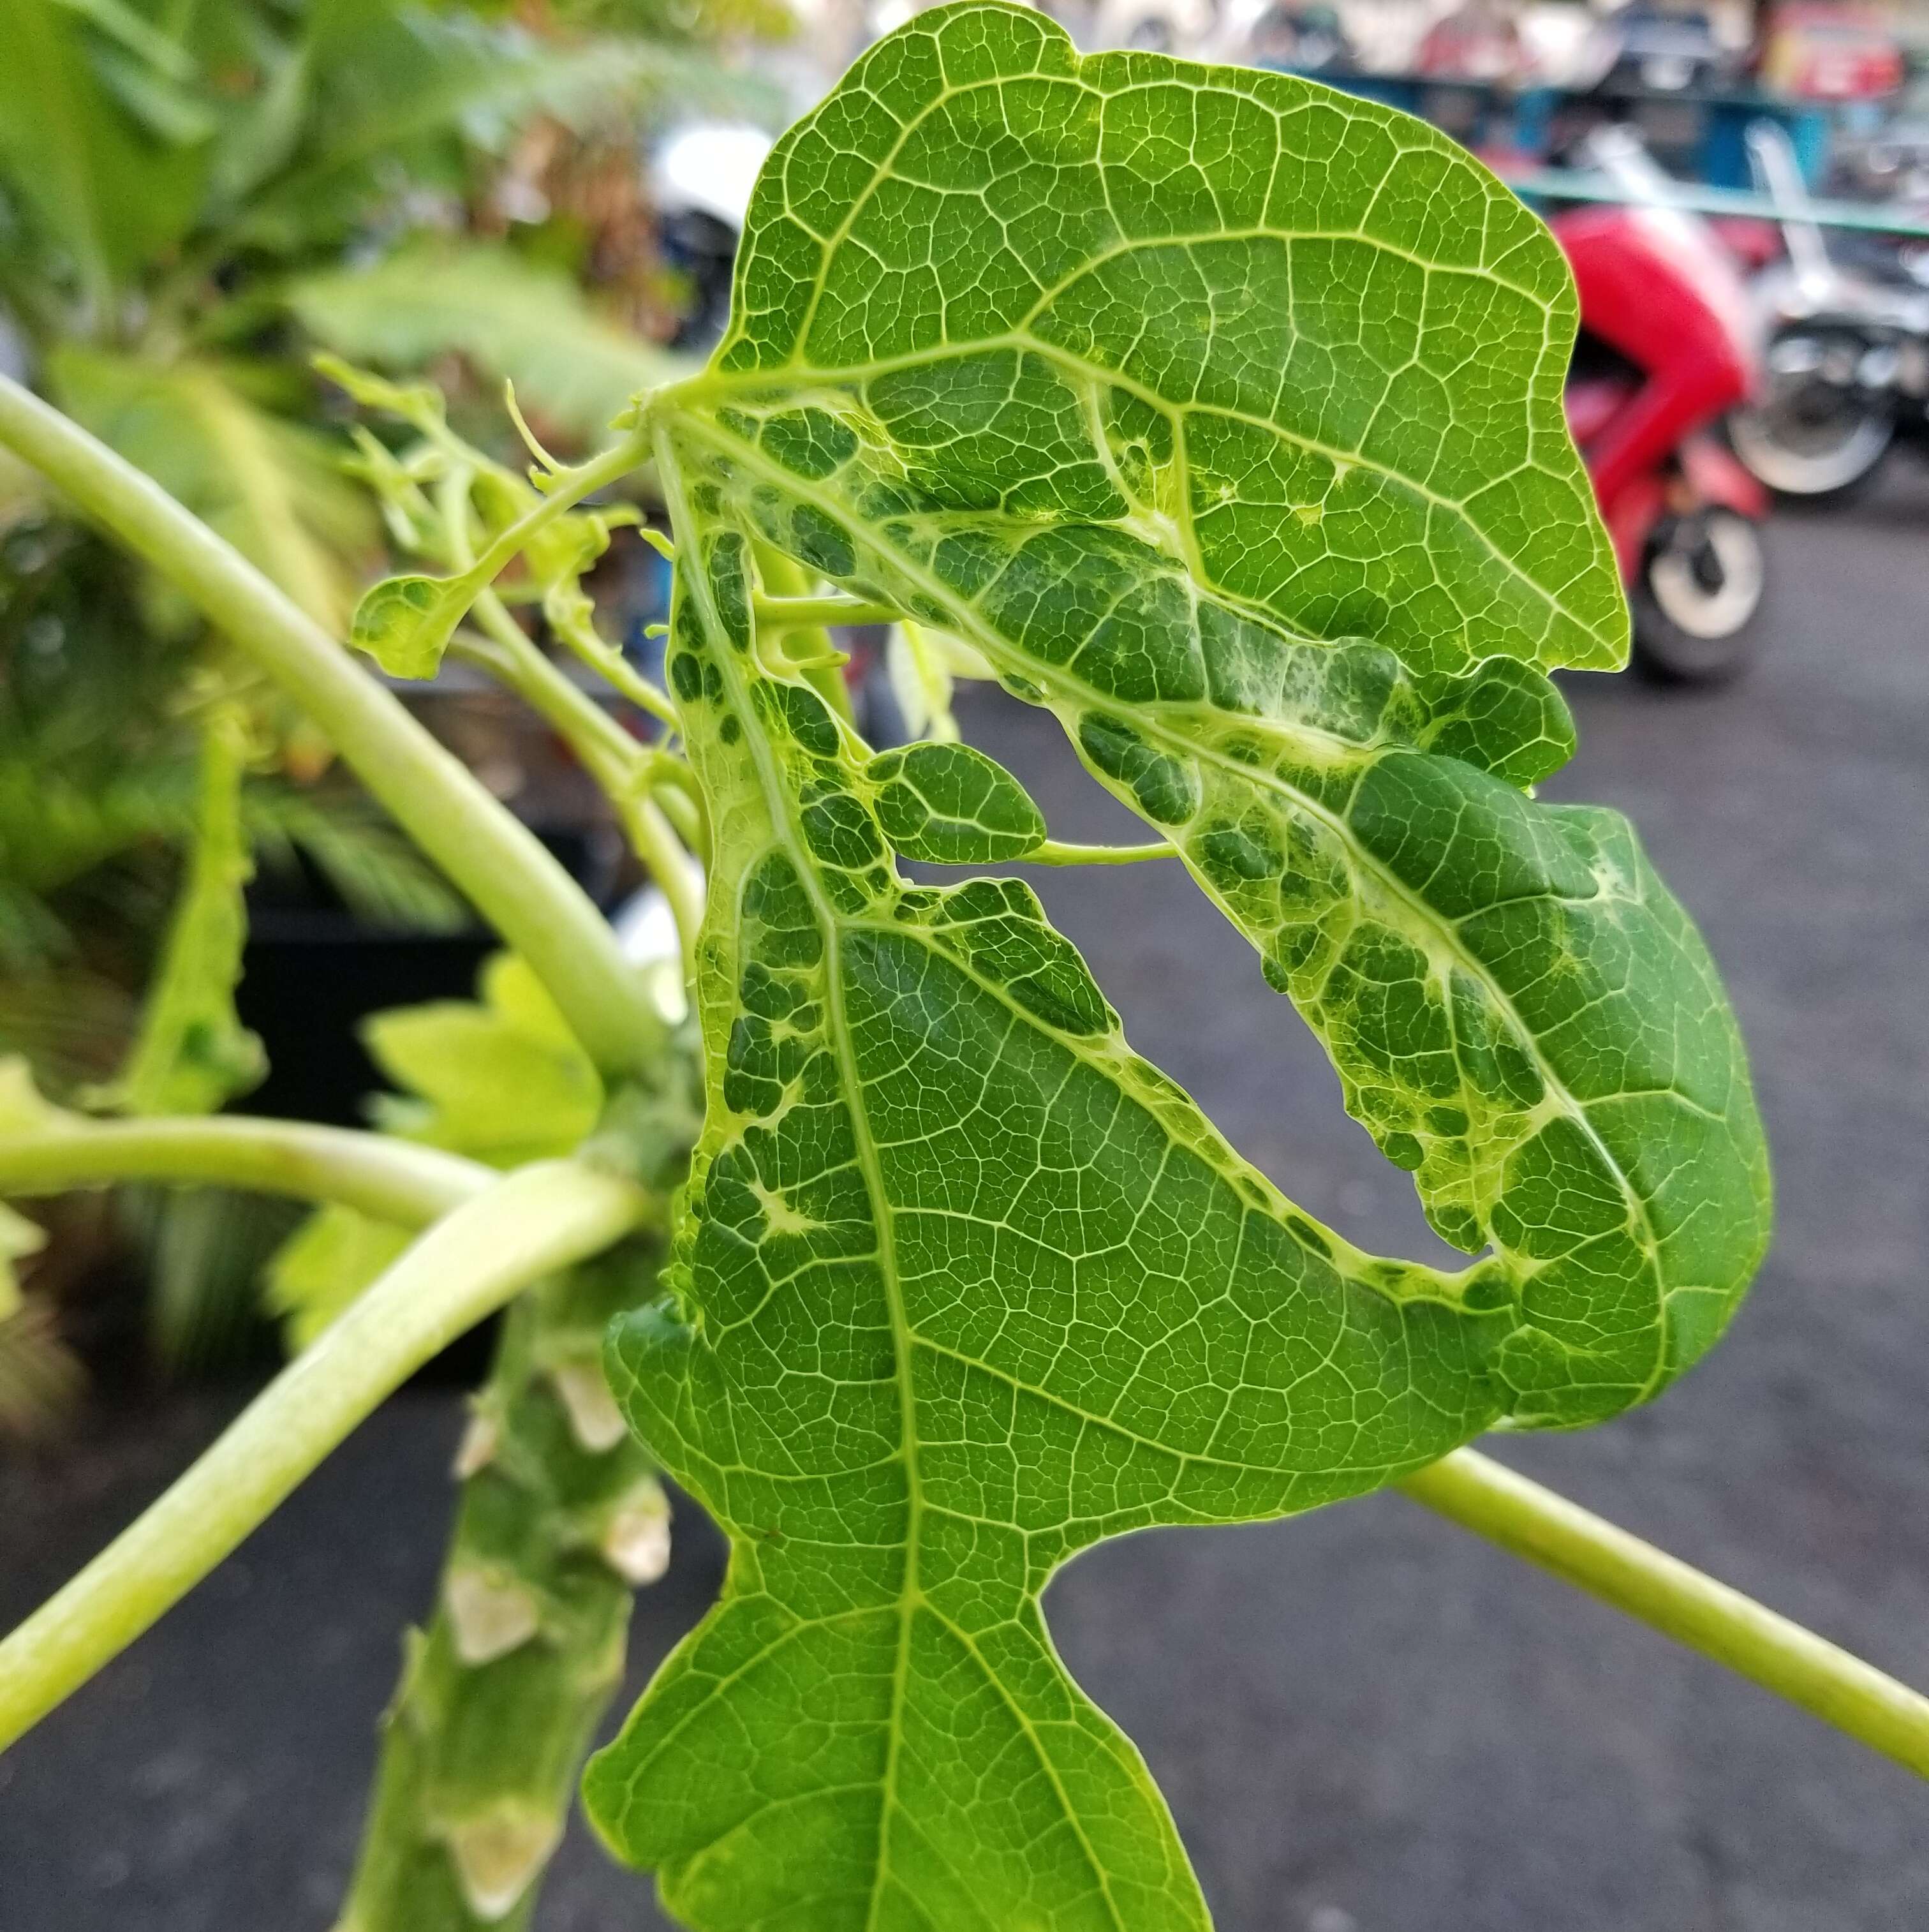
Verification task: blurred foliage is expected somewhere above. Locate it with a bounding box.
[266,952,601,1346]
[0,0,737,614]
[0,0,780,1396]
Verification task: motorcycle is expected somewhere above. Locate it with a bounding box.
[1727,122,1929,502]
[1552,128,1770,681]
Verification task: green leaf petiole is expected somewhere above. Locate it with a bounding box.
[1403,1450,1929,1779]
[0,1114,488,1225]
[0,1159,656,1751]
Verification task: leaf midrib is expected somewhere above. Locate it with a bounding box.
[664,427,1157,1930]
[656,439,928,1929]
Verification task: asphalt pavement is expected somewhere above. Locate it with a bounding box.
[4,475,1928,1930]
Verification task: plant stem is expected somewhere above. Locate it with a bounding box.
[450,621,703,983]
[454,436,653,603]
[1402,1448,1929,1780]
[0,1161,654,1751]
[752,547,854,724]
[0,375,662,1080]
[334,1057,701,1929]
[333,1254,674,1930]
[1024,839,1178,866]
[0,1117,487,1225]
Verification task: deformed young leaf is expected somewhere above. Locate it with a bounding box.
[584,7,1773,1926]
[866,739,1046,863]
[348,570,471,680]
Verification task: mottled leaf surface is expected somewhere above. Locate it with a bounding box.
[586,8,1771,1927]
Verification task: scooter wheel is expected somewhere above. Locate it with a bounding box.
[1631,509,1768,685]
[1730,388,1892,498]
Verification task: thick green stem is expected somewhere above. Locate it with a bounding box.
[334,1060,701,1930]
[0,1161,653,1750]
[334,1253,674,1929]
[0,375,661,1080]
[0,1117,487,1224]
[1403,1448,1929,1779]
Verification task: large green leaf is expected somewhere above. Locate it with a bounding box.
[580,6,1771,1924]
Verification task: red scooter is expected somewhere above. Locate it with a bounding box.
[1552,129,1770,681]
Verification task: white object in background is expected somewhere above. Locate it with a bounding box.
[651,124,776,230]
[613,883,697,1023]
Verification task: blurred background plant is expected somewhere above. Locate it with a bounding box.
[0,0,787,1421]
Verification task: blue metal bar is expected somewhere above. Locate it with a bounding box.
[1508,168,1929,241]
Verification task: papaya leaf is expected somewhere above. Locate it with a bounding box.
[345,430,642,681]
[348,570,469,680]
[583,7,1772,1926]
[361,953,603,1169]
[586,537,1517,1929]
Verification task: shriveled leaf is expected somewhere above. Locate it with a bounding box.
[588,8,1771,1927]
[348,572,468,680]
